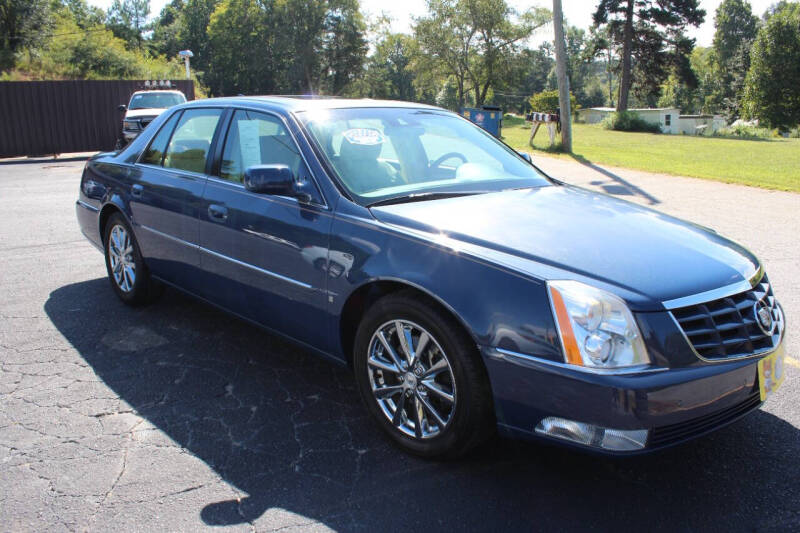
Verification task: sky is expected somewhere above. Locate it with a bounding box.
[87,0,780,47]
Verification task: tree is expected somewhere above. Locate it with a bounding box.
[587,25,619,107]
[464,0,549,106]
[151,0,185,59]
[592,0,705,111]
[552,0,571,151]
[414,1,476,109]
[179,0,219,73]
[61,0,106,29]
[321,0,368,94]
[206,0,276,96]
[742,3,800,128]
[362,24,419,101]
[0,0,52,71]
[106,0,150,50]
[414,0,548,108]
[710,0,758,118]
[204,0,366,96]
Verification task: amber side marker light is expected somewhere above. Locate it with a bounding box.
[549,285,584,366]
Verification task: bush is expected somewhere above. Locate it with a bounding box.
[714,123,774,139]
[789,126,800,138]
[601,111,662,133]
[528,89,576,114]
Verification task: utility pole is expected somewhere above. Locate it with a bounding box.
[552,0,572,152]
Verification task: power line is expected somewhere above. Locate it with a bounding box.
[2,28,112,41]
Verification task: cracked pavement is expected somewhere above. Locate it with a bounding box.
[1,155,798,532]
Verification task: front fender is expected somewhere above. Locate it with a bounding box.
[328,209,562,363]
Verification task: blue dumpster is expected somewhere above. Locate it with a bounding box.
[461,106,502,137]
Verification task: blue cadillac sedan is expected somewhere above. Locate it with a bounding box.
[76,97,787,457]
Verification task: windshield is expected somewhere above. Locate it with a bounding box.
[129,92,186,110]
[297,107,550,205]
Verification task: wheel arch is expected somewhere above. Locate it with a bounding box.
[98,199,131,245]
[338,278,479,368]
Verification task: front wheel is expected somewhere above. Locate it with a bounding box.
[103,213,162,306]
[353,291,494,457]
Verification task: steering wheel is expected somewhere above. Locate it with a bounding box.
[430,152,468,169]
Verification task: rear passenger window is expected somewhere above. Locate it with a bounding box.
[219,110,307,183]
[163,108,223,174]
[141,112,181,166]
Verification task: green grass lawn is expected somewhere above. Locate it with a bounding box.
[501,119,800,193]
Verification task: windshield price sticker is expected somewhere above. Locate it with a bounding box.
[343,128,385,146]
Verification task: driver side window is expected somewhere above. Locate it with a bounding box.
[219,109,308,184]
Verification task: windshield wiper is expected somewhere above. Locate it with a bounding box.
[366,191,490,208]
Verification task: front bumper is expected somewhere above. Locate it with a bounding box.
[481,337,785,454]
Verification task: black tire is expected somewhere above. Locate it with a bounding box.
[103,212,162,306]
[353,290,495,458]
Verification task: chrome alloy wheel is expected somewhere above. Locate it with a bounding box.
[107,224,136,292]
[367,320,456,439]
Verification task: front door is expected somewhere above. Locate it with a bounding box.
[130,107,224,290]
[197,109,333,351]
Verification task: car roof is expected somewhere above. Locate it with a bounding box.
[132,90,185,95]
[181,95,445,113]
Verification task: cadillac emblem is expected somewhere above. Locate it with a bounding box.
[754,299,775,335]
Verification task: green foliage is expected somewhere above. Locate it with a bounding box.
[601,111,661,133]
[4,7,195,85]
[414,0,549,108]
[714,123,774,139]
[708,0,759,120]
[105,0,150,50]
[592,0,705,110]
[742,4,800,128]
[789,126,800,139]
[528,89,575,114]
[358,27,419,102]
[0,0,53,71]
[204,0,367,96]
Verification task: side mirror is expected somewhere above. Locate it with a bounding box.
[118,104,127,112]
[244,165,311,204]
[518,151,532,164]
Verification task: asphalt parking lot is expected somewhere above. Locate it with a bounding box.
[1,155,798,532]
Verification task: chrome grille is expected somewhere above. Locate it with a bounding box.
[671,275,783,360]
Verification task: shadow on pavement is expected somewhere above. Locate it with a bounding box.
[567,154,662,206]
[45,279,799,531]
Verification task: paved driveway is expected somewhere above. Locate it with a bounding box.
[1,156,798,532]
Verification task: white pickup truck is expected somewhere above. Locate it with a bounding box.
[117,90,186,147]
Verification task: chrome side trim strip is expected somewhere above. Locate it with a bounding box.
[199,246,312,289]
[76,199,100,212]
[489,347,668,376]
[139,224,312,289]
[662,271,762,310]
[139,224,198,249]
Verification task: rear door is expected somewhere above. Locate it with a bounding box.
[197,108,333,350]
[130,107,225,290]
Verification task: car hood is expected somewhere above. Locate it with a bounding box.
[369,185,760,310]
[124,108,167,119]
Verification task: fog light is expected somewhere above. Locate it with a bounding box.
[535,417,648,451]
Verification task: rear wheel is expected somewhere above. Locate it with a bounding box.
[353,291,494,457]
[103,212,162,306]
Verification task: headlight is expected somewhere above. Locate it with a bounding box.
[123,120,139,130]
[548,280,650,370]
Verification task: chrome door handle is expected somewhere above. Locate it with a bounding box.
[208,204,228,221]
[131,184,143,198]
